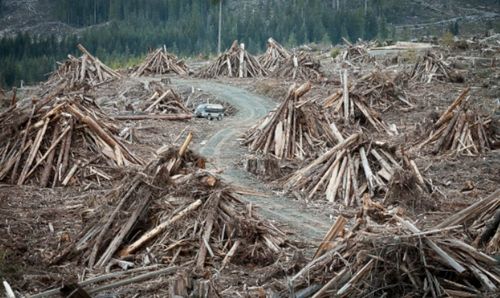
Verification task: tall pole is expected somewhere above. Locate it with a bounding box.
[218,0,222,54]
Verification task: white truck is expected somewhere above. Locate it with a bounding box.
[194,103,225,121]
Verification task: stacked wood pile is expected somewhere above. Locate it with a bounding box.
[196,40,267,78]
[243,82,337,160]
[341,38,374,63]
[53,135,289,273]
[258,38,292,72]
[142,88,190,114]
[47,44,121,89]
[0,94,141,187]
[410,51,463,83]
[323,70,394,134]
[287,194,500,297]
[271,51,323,81]
[419,88,494,155]
[435,190,500,253]
[132,47,189,77]
[285,132,426,205]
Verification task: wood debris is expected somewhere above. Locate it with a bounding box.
[411,51,464,83]
[271,51,323,81]
[47,44,121,89]
[435,189,500,254]
[287,195,500,297]
[258,37,323,80]
[258,38,292,72]
[53,135,289,272]
[419,88,494,155]
[323,70,394,134]
[196,40,267,78]
[243,82,337,160]
[0,93,142,187]
[285,132,426,205]
[142,88,191,114]
[132,46,189,77]
[341,38,374,63]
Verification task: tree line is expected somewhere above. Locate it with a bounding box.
[0,0,446,88]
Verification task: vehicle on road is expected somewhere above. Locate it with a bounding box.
[194,103,225,120]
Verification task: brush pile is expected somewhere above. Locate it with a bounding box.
[132,47,189,77]
[435,190,500,254]
[0,94,141,187]
[47,44,121,89]
[142,88,190,115]
[53,135,289,273]
[410,51,463,83]
[243,82,337,160]
[196,41,267,78]
[258,38,292,72]
[341,38,374,63]
[271,51,323,81]
[419,88,494,155]
[287,194,500,297]
[323,70,394,134]
[285,132,427,205]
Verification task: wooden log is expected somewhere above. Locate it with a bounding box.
[434,88,470,128]
[313,216,346,259]
[120,199,203,256]
[395,216,466,273]
[17,118,50,185]
[435,190,500,229]
[114,114,192,121]
[220,240,241,270]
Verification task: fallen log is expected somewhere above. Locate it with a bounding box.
[114,114,192,121]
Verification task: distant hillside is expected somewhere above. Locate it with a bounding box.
[1,0,499,39]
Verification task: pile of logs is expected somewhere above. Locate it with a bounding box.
[258,38,292,72]
[142,88,190,115]
[243,82,337,160]
[53,136,289,272]
[354,70,413,109]
[196,40,267,78]
[323,70,394,134]
[419,88,493,155]
[288,195,500,297]
[47,44,121,89]
[341,38,374,63]
[435,190,500,253]
[410,51,463,83]
[285,132,426,205]
[132,47,189,77]
[0,94,141,187]
[271,51,323,81]
[257,37,323,81]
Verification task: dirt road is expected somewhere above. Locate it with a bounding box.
[174,79,332,242]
